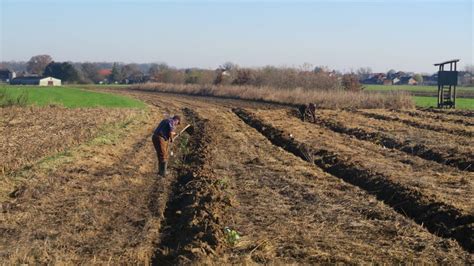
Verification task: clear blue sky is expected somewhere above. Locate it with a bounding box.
[1,0,472,73]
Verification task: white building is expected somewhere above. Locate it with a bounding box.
[38,77,61,86]
[11,76,61,86]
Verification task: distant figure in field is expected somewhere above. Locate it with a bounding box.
[298,103,317,123]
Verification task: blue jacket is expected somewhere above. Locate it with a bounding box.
[153,118,176,140]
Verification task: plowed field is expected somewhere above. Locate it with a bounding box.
[1,91,472,264]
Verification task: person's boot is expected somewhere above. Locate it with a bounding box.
[159,162,168,177]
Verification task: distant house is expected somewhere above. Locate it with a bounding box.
[11,76,61,86]
[399,76,418,85]
[383,79,393,85]
[0,69,16,83]
[98,69,112,77]
[362,73,386,84]
[392,77,400,85]
[387,71,405,80]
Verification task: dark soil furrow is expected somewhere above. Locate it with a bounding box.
[355,110,473,138]
[152,108,231,264]
[421,108,474,118]
[395,109,474,127]
[312,113,473,172]
[233,108,474,253]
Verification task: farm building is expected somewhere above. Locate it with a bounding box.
[11,76,61,86]
[0,69,16,83]
[399,76,418,85]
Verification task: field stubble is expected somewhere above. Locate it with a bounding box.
[135,94,471,263]
[1,91,472,264]
[234,108,473,252]
[0,106,139,175]
[314,109,473,172]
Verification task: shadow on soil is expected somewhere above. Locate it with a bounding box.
[233,108,474,253]
[151,108,230,265]
[307,109,473,172]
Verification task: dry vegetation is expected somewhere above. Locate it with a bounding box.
[0,106,139,176]
[0,109,160,264]
[148,64,341,91]
[132,82,414,109]
[1,91,472,264]
[0,106,143,208]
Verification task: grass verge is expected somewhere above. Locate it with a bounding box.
[365,85,474,93]
[413,96,474,110]
[0,85,145,108]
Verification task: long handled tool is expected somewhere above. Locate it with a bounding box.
[173,124,192,142]
[170,124,192,157]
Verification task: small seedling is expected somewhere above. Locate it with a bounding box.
[216,177,229,189]
[224,227,240,246]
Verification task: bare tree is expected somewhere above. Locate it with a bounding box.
[148,63,169,80]
[386,69,397,78]
[356,67,372,79]
[463,64,474,85]
[220,62,236,71]
[300,62,314,72]
[81,63,101,83]
[313,66,329,74]
[413,74,423,84]
[121,63,143,81]
[342,73,364,91]
[27,55,53,75]
[464,64,474,75]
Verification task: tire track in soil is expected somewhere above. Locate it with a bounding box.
[313,111,473,172]
[152,108,231,264]
[355,110,473,138]
[233,108,474,253]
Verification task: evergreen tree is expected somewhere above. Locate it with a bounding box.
[109,63,122,83]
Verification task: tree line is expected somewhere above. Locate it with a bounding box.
[2,55,473,90]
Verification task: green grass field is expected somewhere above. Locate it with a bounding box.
[365,85,474,109]
[365,84,474,93]
[413,96,474,109]
[0,85,145,108]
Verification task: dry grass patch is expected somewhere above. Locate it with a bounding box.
[132,83,414,109]
[0,106,139,176]
[0,108,161,264]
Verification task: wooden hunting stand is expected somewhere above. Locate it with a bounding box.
[435,59,459,108]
